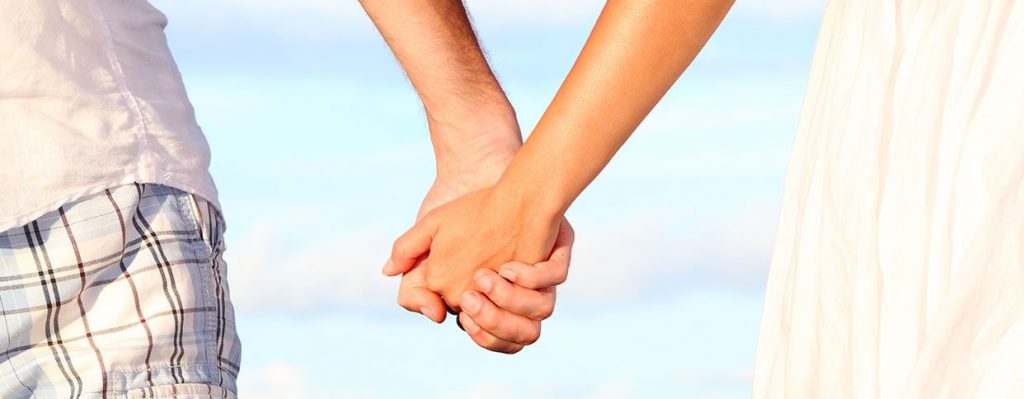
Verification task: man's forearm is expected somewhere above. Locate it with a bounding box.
[496,0,735,217]
[360,0,520,175]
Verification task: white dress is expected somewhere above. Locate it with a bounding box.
[752,1,1024,398]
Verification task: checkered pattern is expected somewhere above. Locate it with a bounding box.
[0,184,241,398]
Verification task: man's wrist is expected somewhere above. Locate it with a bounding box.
[429,101,522,180]
[421,75,511,129]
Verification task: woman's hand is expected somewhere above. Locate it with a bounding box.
[387,184,563,311]
[394,218,573,353]
[386,118,574,353]
[387,182,567,353]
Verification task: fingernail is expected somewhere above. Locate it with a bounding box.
[381,260,393,275]
[499,267,517,282]
[461,313,480,334]
[474,272,493,292]
[419,306,436,323]
[461,292,481,313]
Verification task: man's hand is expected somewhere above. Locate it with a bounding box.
[385,118,573,351]
[389,128,574,352]
[360,0,577,352]
[457,219,573,352]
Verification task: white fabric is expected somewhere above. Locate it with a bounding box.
[753,1,1024,398]
[0,0,217,233]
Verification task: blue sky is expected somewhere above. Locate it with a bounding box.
[149,1,826,397]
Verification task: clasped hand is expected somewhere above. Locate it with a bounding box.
[384,185,571,354]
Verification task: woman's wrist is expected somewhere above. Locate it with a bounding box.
[483,179,565,264]
[492,158,573,227]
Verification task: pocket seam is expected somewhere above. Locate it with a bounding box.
[171,190,218,370]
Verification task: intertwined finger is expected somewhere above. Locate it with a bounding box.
[458,312,525,354]
[459,291,541,345]
[497,218,574,290]
[474,269,555,321]
[396,266,447,323]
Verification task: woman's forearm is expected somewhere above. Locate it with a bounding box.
[496,0,734,217]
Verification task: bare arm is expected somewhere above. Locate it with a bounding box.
[388,0,735,316]
[502,0,735,217]
[361,0,575,354]
[359,0,519,177]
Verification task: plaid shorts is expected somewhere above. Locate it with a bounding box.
[0,184,241,398]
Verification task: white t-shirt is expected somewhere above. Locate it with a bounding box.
[0,0,217,232]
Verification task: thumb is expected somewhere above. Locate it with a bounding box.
[383,213,441,276]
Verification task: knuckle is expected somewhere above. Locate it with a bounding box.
[514,272,539,289]
[502,345,524,355]
[423,269,442,291]
[522,329,540,346]
[391,240,410,260]
[535,301,555,320]
[516,320,541,345]
[476,333,502,351]
[396,293,416,312]
[473,307,499,330]
[553,267,569,285]
[488,284,511,305]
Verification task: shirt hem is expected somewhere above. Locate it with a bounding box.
[0,176,221,234]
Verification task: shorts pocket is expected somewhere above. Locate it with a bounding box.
[126,383,238,399]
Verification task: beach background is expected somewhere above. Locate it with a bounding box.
[149,1,826,397]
